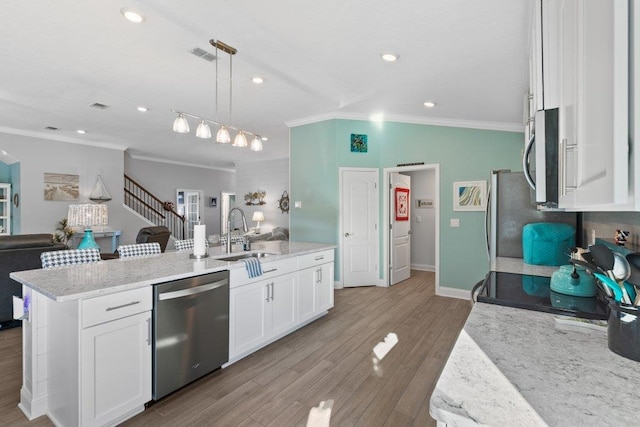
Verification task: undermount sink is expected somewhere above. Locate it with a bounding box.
[216,252,275,262]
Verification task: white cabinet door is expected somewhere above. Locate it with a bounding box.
[316,263,335,313]
[269,273,296,337]
[297,267,317,324]
[558,0,629,209]
[229,280,270,358]
[81,311,151,427]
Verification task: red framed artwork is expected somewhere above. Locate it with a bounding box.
[395,187,410,221]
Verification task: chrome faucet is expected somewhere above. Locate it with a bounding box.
[226,207,248,253]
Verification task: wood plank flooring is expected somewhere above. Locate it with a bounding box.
[0,271,471,426]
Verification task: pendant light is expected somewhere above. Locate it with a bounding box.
[196,120,211,139]
[233,131,248,147]
[172,113,190,133]
[250,135,263,151]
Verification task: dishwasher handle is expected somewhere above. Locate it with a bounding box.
[158,280,228,301]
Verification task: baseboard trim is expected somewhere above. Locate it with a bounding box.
[410,263,435,272]
[436,286,472,300]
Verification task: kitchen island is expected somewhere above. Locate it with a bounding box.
[10,241,335,427]
[429,301,640,426]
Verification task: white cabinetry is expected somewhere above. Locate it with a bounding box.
[557,0,629,209]
[229,258,297,360]
[0,183,10,235]
[297,250,335,323]
[47,287,152,427]
[229,250,335,363]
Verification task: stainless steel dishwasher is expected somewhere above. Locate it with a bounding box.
[153,270,229,400]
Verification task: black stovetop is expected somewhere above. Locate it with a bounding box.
[474,271,609,320]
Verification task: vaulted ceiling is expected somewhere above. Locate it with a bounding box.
[0,0,531,169]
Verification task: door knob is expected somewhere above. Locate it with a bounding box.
[344,232,350,237]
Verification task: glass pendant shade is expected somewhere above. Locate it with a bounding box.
[250,136,263,151]
[216,125,231,143]
[196,120,211,139]
[172,114,190,133]
[233,131,248,147]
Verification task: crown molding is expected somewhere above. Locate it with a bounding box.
[127,153,236,172]
[285,111,524,133]
[0,125,128,151]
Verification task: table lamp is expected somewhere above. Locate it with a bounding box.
[67,204,108,250]
[252,211,265,234]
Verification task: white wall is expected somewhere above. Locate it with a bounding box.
[235,158,289,234]
[124,154,235,238]
[408,169,436,270]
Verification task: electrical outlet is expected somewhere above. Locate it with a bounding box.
[450,218,460,228]
[294,201,302,208]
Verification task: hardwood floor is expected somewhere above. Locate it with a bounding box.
[0,271,471,426]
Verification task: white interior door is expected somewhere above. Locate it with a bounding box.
[184,191,201,239]
[341,168,379,287]
[390,172,411,285]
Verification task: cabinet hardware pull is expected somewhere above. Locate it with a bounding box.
[266,284,270,302]
[314,255,325,261]
[270,282,275,301]
[318,268,323,283]
[158,280,228,301]
[106,301,140,311]
[263,268,277,273]
[146,318,151,346]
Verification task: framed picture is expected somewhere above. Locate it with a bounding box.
[44,173,79,201]
[453,180,487,211]
[350,134,368,153]
[395,187,410,221]
[209,197,218,208]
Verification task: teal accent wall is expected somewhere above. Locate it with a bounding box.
[0,162,9,181]
[290,119,523,291]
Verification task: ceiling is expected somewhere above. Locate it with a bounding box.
[0,0,531,170]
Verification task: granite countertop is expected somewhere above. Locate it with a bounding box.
[10,241,335,302]
[492,256,558,277]
[430,302,640,426]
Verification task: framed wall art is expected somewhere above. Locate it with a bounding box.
[44,173,79,201]
[395,187,410,221]
[453,180,486,211]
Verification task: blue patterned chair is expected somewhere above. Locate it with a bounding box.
[117,242,161,259]
[41,248,101,269]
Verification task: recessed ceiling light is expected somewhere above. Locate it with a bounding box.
[252,77,264,84]
[381,53,399,62]
[137,106,148,112]
[261,136,268,141]
[120,8,145,23]
[424,101,437,108]
[76,129,87,134]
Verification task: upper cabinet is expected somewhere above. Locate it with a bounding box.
[555,0,631,210]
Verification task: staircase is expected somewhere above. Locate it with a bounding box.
[124,174,186,240]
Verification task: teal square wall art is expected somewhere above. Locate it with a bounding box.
[350,134,368,153]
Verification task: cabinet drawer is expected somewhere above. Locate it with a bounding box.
[82,287,152,328]
[298,250,334,270]
[230,257,297,287]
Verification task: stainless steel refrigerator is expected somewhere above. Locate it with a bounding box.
[485,170,580,263]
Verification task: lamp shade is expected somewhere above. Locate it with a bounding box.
[67,204,109,228]
[252,211,265,222]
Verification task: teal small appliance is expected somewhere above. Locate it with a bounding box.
[550,264,597,297]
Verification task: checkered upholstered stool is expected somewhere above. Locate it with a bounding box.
[117,242,161,259]
[41,248,101,268]
[174,239,210,252]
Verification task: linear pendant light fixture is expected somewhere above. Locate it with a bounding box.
[172,39,264,151]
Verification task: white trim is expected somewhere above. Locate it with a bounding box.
[0,125,128,151]
[285,111,524,133]
[128,153,236,172]
[436,286,472,301]
[338,167,380,287]
[334,281,343,289]
[383,164,440,292]
[410,263,436,272]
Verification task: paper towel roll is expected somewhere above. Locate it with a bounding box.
[194,224,207,256]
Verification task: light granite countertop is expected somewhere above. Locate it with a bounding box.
[10,241,335,302]
[430,302,640,426]
[492,256,558,277]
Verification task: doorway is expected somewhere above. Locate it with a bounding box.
[176,189,203,239]
[339,167,379,287]
[390,172,411,285]
[383,164,439,288]
[220,192,235,234]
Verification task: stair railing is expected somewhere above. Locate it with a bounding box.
[124,174,185,240]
